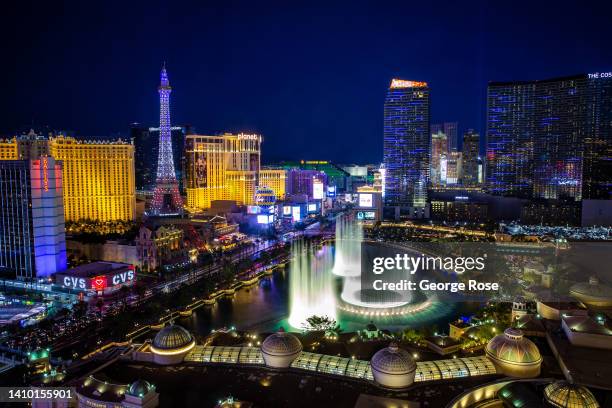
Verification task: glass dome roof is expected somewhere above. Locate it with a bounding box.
[127,379,154,397]
[152,324,194,350]
[544,381,600,408]
[261,328,303,356]
[370,343,416,375]
[485,328,541,365]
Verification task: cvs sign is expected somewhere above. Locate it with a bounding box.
[111,270,135,286]
[62,276,87,290]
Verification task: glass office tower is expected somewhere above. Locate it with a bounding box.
[486,73,612,201]
[485,80,536,197]
[383,79,430,214]
[462,129,480,186]
[430,130,448,186]
[583,74,612,199]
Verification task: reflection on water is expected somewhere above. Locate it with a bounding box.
[180,269,478,335]
[179,270,290,335]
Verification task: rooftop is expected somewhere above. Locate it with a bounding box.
[183,345,497,383]
[77,376,128,403]
[563,316,612,336]
[62,261,132,278]
[425,335,462,348]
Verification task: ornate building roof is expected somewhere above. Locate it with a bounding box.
[127,379,155,397]
[544,381,600,408]
[152,324,194,351]
[261,328,302,356]
[485,328,542,365]
[370,343,416,375]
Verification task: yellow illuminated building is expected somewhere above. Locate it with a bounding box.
[260,169,286,199]
[185,133,286,210]
[0,130,49,160]
[0,138,18,159]
[49,136,135,224]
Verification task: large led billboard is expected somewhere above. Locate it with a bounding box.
[313,180,324,200]
[247,205,260,214]
[358,193,373,208]
[292,206,301,222]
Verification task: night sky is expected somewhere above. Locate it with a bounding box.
[1,1,610,163]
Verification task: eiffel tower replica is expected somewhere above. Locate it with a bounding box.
[150,64,184,216]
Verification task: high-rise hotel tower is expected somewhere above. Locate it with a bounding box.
[49,136,136,223]
[383,79,430,217]
[486,72,612,200]
[0,157,67,279]
[462,129,480,186]
[1,134,136,230]
[185,133,285,210]
[430,130,448,186]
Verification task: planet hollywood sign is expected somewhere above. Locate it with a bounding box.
[237,133,260,141]
[56,269,135,291]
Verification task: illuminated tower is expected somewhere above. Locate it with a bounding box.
[383,79,430,217]
[151,65,183,216]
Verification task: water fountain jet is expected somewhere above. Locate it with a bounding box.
[332,214,363,277]
[288,239,337,329]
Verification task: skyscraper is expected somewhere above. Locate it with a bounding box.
[131,123,192,193]
[151,65,184,216]
[583,73,612,199]
[130,124,157,192]
[0,157,66,280]
[431,122,458,152]
[430,130,448,186]
[486,73,612,201]
[485,81,535,197]
[444,122,458,152]
[383,79,430,216]
[462,129,480,186]
[445,150,463,185]
[185,133,286,210]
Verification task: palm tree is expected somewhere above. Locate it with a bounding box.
[95,298,105,318]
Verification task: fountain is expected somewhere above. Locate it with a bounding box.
[288,239,337,329]
[332,214,363,277]
[285,216,451,331]
[334,215,412,308]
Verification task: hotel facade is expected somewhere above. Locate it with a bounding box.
[184,133,285,210]
[2,135,136,230]
[383,79,430,216]
[48,136,136,224]
[486,73,612,200]
[0,157,67,280]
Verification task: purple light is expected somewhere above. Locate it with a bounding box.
[151,64,184,216]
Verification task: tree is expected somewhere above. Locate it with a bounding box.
[95,298,105,317]
[73,301,88,318]
[221,261,234,282]
[302,315,342,334]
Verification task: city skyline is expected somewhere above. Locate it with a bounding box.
[1,1,611,163]
[1,4,612,406]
